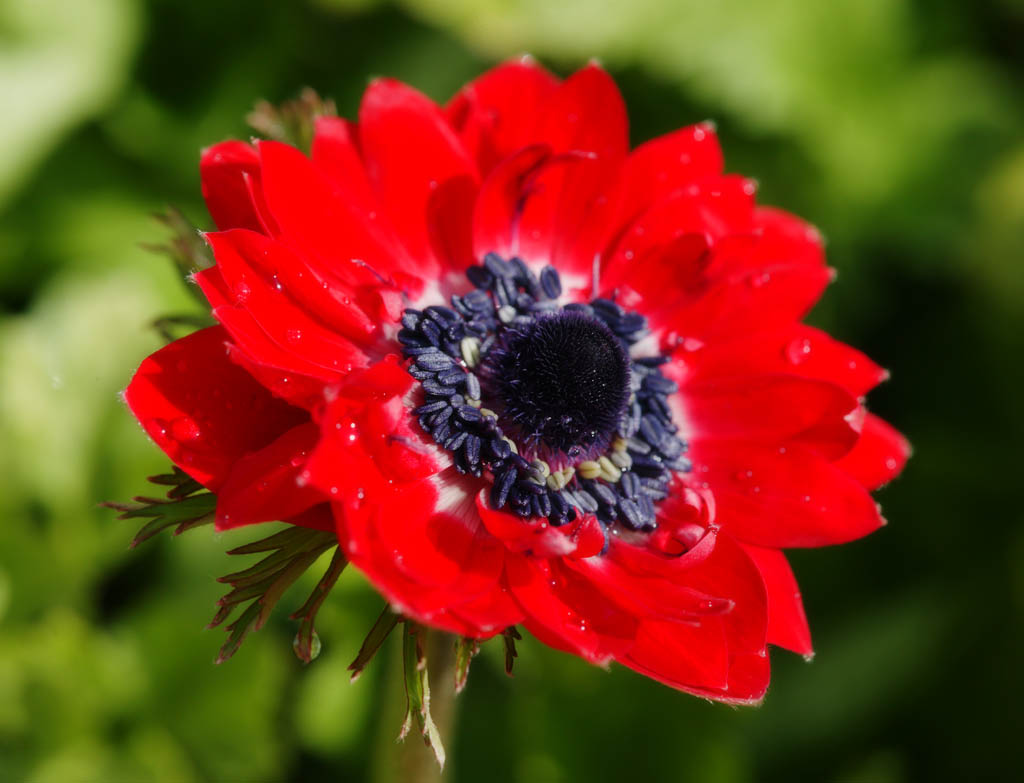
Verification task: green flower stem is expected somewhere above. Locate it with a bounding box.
[373,627,458,783]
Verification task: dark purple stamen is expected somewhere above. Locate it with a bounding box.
[400,252,689,535]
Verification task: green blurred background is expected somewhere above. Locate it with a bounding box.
[2,0,1022,780]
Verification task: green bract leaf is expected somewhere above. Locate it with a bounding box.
[139,207,215,308]
[347,604,401,682]
[210,526,337,664]
[454,636,479,694]
[246,88,336,154]
[290,548,348,664]
[400,623,446,770]
[101,467,216,547]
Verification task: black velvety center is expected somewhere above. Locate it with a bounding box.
[481,312,630,461]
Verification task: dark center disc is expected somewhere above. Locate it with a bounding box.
[481,311,631,460]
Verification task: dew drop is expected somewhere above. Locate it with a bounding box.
[144,418,168,438]
[286,328,303,344]
[785,337,813,365]
[748,271,771,288]
[676,336,705,352]
[271,275,283,291]
[233,281,251,303]
[170,417,200,442]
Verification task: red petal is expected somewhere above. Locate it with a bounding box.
[536,63,628,160]
[721,651,772,704]
[200,141,264,232]
[195,268,349,409]
[740,544,813,656]
[615,123,724,224]
[472,144,550,261]
[205,231,369,376]
[311,362,438,486]
[257,140,413,282]
[679,374,862,460]
[222,342,327,410]
[303,391,512,630]
[285,504,336,532]
[310,116,375,207]
[476,489,604,559]
[446,57,560,172]
[620,618,730,692]
[601,232,712,314]
[333,354,414,401]
[505,555,638,665]
[448,586,523,634]
[666,260,832,343]
[654,209,830,341]
[515,64,629,274]
[124,326,309,490]
[359,79,478,271]
[599,176,757,304]
[564,541,735,623]
[683,324,887,397]
[618,530,768,654]
[215,422,324,530]
[209,228,377,345]
[689,439,885,548]
[833,413,911,490]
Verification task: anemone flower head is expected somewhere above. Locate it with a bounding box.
[125,58,909,703]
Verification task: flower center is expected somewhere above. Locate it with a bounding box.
[479,312,630,463]
[398,253,690,540]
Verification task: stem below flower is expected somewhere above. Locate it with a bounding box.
[373,627,458,783]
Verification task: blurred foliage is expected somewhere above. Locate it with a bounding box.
[1,0,1022,780]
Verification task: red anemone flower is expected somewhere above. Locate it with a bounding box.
[125,59,909,703]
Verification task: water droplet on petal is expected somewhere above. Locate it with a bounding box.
[233,281,251,303]
[785,337,813,365]
[144,419,168,438]
[286,328,302,344]
[170,417,200,441]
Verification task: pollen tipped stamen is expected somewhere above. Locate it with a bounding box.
[400,253,689,535]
